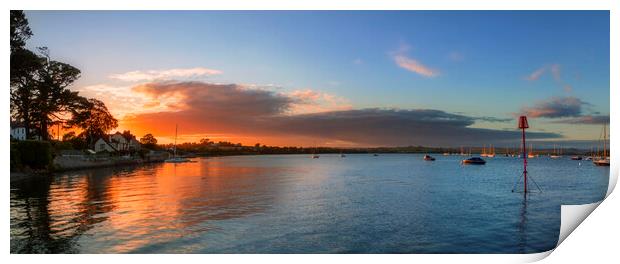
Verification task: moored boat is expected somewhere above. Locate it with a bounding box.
[165,124,192,163]
[593,123,610,166]
[423,155,436,161]
[571,156,582,160]
[462,157,486,165]
[593,158,610,166]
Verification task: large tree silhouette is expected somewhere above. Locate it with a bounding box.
[68,98,119,146]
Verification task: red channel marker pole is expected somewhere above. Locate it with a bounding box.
[518,116,529,195]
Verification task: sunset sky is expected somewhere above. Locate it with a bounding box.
[24,11,610,147]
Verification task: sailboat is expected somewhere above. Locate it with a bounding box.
[311,146,320,158]
[487,144,495,158]
[527,144,535,158]
[593,123,610,166]
[480,144,488,157]
[550,144,561,159]
[165,124,191,163]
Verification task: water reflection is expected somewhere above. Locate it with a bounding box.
[517,196,528,253]
[10,154,608,253]
[11,159,288,253]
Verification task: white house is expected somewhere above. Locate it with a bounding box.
[94,132,142,153]
[10,122,41,141]
[94,138,117,153]
[10,126,27,140]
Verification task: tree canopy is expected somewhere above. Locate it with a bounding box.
[68,98,119,145]
[10,11,118,144]
[140,134,158,149]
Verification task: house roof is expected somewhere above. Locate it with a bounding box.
[96,137,118,151]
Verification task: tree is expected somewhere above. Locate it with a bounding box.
[10,11,84,141]
[35,48,83,140]
[62,131,87,150]
[199,137,210,145]
[68,98,118,146]
[122,130,136,140]
[10,10,32,52]
[10,11,43,139]
[140,134,158,149]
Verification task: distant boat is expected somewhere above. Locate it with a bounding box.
[487,144,495,158]
[312,154,320,159]
[480,144,488,157]
[373,154,379,157]
[462,157,486,165]
[340,153,346,158]
[527,144,535,158]
[165,124,191,163]
[550,144,561,159]
[443,152,450,156]
[593,123,610,166]
[571,156,583,160]
[423,155,436,161]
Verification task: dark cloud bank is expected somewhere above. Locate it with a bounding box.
[125,81,562,147]
[519,96,609,125]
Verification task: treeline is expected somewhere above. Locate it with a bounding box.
[10,11,118,146]
[165,139,592,156]
[163,139,470,156]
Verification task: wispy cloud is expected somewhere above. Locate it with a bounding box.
[525,65,548,81]
[109,67,222,82]
[392,45,439,77]
[525,63,575,93]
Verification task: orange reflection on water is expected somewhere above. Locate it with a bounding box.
[40,158,285,253]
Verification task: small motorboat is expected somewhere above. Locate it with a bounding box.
[571,156,583,160]
[462,157,486,165]
[312,154,320,159]
[340,153,346,158]
[373,154,379,157]
[550,155,561,159]
[423,155,435,161]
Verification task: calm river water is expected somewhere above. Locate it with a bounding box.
[10,154,609,253]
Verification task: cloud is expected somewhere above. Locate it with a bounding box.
[551,115,610,125]
[392,45,439,77]
[353,58,363,65]
[394,56,439,78]
[78,84,150,118]
[109,67,222,82]
[474,116,513,123]
[519,96,587,118]
[525,64,575,93]
[122,81,559,146]
[132,81,294,116]
[287,89,352,114]
[525,66,547,81]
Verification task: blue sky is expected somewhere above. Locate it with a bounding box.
[23,11,610,146]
